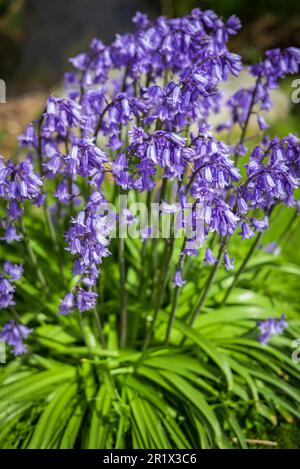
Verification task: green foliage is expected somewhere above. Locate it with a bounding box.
[1,206,300,448]
[0,177,299,449]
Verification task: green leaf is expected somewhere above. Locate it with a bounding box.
[159,312,234,391]
[28,382,78,448]
[159,371,224,448]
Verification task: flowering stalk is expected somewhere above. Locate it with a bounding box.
[142,236,174,350]
[234,76,261,165]
[92,286,106,348]
[77,309,92,355]
[138,189,152,296]
[278,208,299,244]
[37,117,65,282]
[263,207,299,283]
[221,231,262,306]
[181,235,229,345]
[119,191,127,348]
[19,219,49,294]
[164,238,186,345]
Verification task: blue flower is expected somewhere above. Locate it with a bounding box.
[0,320,32,356]
[3,262,23,281]
[173,270,186,288]
[204,248,218,265]
[257,315,288,344]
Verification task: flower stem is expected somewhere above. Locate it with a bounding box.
[138,190,152,296]
[118,203,127,348]
[10,306,22,323]
[181,235,228,345]
[164,238,186,345]
[43,204,65,282]
[92,287,106,348]
[220,231,262,307]
[93,305,106,348]
[142,237,174,350]
[278,208,299,244]
[263,207,298,283]
[234,76,260,165]
[77,310,92,356]
[20,219,49,294]
[37,116,65,283]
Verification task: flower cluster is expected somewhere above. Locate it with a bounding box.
[43,96,86,135]
[0,320,32,356]
[0,262,31,356]
[257,315,288,344]
[69,9,242,89]
[225,48,300,139]
[61,191,112,314]
[0,262,23,309]
[0,156,42,243]
[0,9,299,353]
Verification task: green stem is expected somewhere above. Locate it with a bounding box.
[164,238,186,345]
[92,287,106,348]
[181,236,228,345]
[278,208,299,244]
[37,115,65,283]
[142,238,174,350]
[150,178,168,301]
[77,310,92,356]
[138,190,152,296]
[138,241,147,296]
[65,135,75,220]
[263,207,298,283]
[43,204,65,281]
[221,232,262,307]
[93,306,106,348]
[10,306,22,323]
[209,231,218,249]
[20,219,49,294]
[234,76,260,165]
[118,197,127,348]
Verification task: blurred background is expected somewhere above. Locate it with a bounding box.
[0,0,299,155]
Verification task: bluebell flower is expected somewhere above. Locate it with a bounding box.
[76,288,98,312]
[173,270,186,288]
[264,242,281,256]
[44,96,86,133]
[224,252,235,271]
[3,262,23,281]
[0,320,32,356]
[204,248,218,265]
[59,292,75,315]
[0,275,15,309]
[239,222,254,240]
[258,315,288,344]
